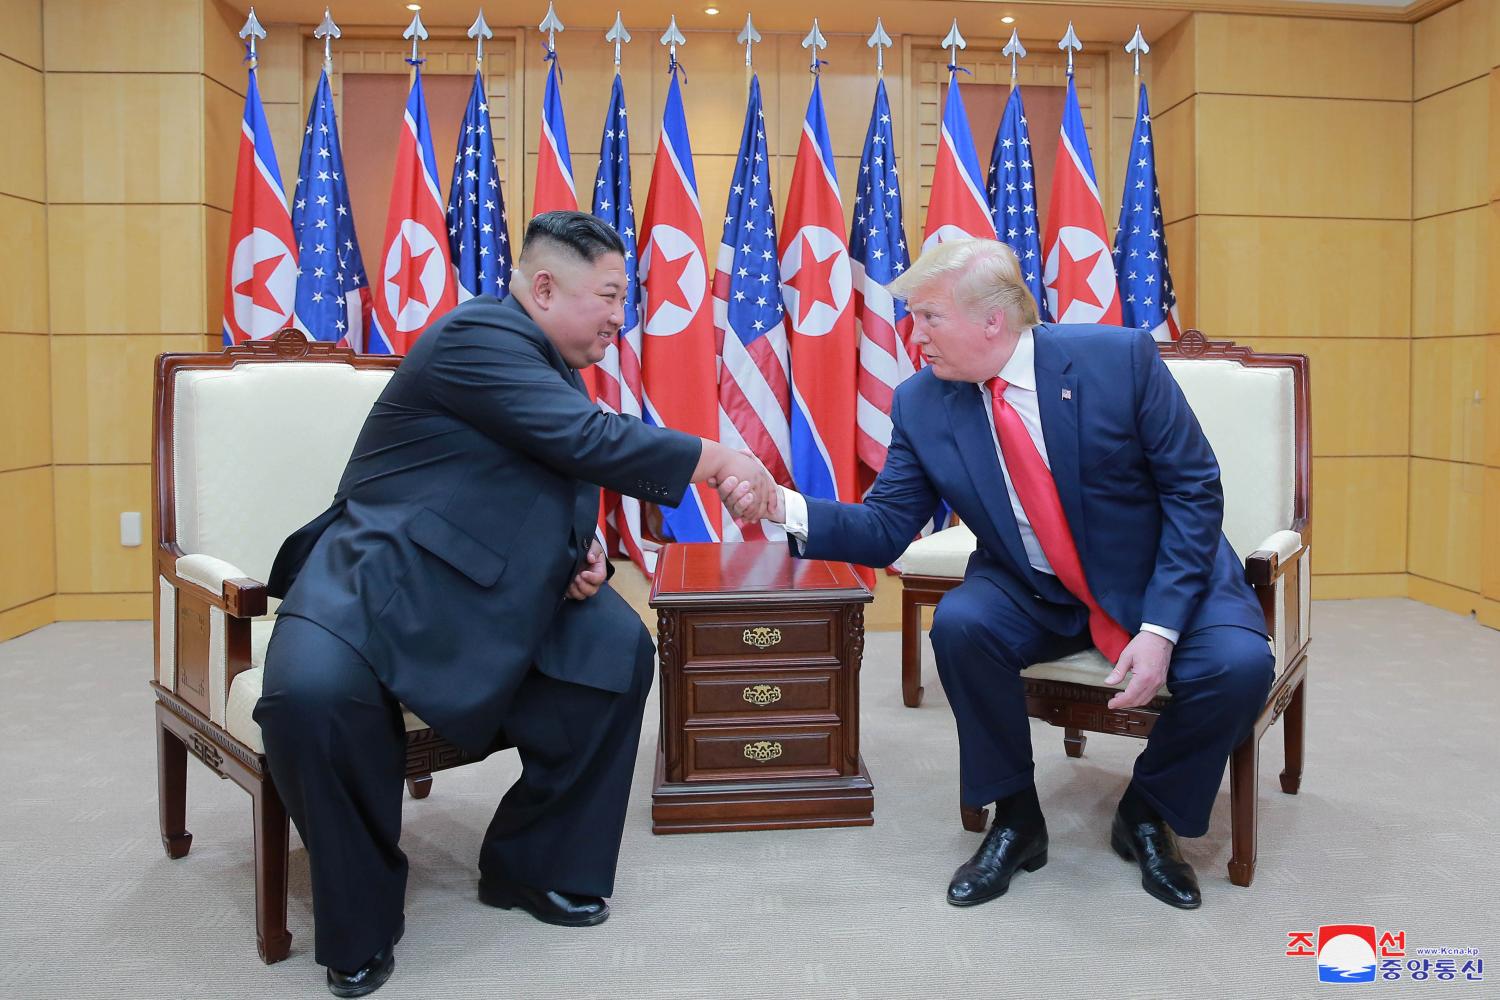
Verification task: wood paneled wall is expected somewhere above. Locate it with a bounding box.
[1154,11,1416,602]
[0,0,54,641]
[1408,0,1500,629]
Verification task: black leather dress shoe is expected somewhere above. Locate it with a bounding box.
[1111,807,1202,909]
[478,876,610,927]
[946,820,1049,907]
[326,917,403,998]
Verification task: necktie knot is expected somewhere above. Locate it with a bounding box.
[987,376,1010,399]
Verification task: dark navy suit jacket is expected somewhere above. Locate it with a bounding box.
[798,325,1265,640]
[267,295,701,754]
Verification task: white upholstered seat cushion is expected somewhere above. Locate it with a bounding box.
[896,524,976,576]
[1021,648,1169,698]
[222,619,429,755]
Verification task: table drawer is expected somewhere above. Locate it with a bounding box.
[681,611,839,666]
[685,672,837,722]
[683,726,840,780]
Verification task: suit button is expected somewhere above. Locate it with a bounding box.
[1032,593,1042,600]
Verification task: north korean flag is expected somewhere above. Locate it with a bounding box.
[370,67,457,355]
[922,69,997,251]
[1043,74,1121,325]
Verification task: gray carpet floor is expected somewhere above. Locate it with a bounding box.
[1,598,1496,999]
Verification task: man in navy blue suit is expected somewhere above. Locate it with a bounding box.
[256,212,775,997]
[723,238,1273,911]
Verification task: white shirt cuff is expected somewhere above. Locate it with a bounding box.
[1140,623,1180,645]
[780,487,809,548]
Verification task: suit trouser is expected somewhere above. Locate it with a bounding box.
[927,574,1274,838]
[253,599,654,971]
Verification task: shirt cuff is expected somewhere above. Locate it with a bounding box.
[1140,622,1180,645]
[780,487,809,548]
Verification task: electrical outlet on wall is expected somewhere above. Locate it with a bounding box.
[120,512,142,547]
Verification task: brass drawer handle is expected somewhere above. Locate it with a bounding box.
[743,740,783,763]
[742,684,782,707]
[742,626,782,649]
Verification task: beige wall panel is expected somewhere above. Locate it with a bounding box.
[1415,0,1490,99]
[45,74,203,204]
[1195,217,1410,340]
[203,76,242,214]
[54,464,152,594]
[1487,334,1500,467]
[0,596,55,643]
[203,206,229,336]
[202,0,248,96]
[254,22,302,105]
[44,0,204,73]
[1155,97,1195,225]
[1198,14,1411,102]
[1248,337,1408,457]
[51,335,203,466]
[0,193,48,334]
[0,467,55,611]
[49,205,206,335]
[1414,78,1489,218]
[1196,95,1409,220]
[774,34,904,175]
[1408,457,1484,592]
[0,334,50,472]
[1312,456,1407,574]
[1164,218,1195,329]
[1491,72,1500,203]
[0,57,44,202]
[261,102,304,197]
[1412,207,1486,338]
[0,0,42,69]
[1410,337,1487,463]
[1407,575,1481,616]
[55,593,151,621]
[1312,574,1407,600]
[1483,468,1500,599]
[1150,16,1195,116]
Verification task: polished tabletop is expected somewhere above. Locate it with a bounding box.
[649,542,871,605]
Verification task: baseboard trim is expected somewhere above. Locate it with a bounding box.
[0,596,56,642]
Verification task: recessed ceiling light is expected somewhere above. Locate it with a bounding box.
[406,3,421,10]
[1001,16,1015,25]
[704,6,720,13]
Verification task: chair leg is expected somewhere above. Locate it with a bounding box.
[156,716,192,859]
[252,777,293,964]
[1227,737,1258,888]
[1279,677,1305,795]
[406,775,433,799]
[900,593,925,708]
[1063,727,1086,758]
[960,803,988,833]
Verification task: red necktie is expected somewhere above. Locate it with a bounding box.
[986,377,1132,662]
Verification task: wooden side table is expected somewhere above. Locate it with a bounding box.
[649,541,875,833]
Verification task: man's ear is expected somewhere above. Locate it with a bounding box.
[529,267,555,309]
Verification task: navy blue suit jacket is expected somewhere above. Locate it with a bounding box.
[267,295,701,754]
[798,325,1265,640]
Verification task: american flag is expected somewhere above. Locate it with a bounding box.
[446,71,511,301]
[291,70,370,348]
[985,85,1049,323]
[851,78,949,537]
[714,74,791,543]
[1113,83,1180,342]
[590,71,654,574]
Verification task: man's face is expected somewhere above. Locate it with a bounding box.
[533,251,628,369]
[904,276,1003,382]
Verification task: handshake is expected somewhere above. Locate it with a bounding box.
[699,442,784,527]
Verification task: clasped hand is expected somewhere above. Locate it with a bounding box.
[708,449,780,526]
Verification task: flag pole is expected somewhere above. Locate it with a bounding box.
[238,7,266,71]
[867,18,891,80]
[1126,24,1149,84]
[737,14,760,89]
[469,10,493,73]
[1058,21,1081,78]
[660,15,685,73]
[314,8,339,76]
[403,10,427,84]
[1003,27,1026,93]
[607,11,631,76]
[802,18,827,77]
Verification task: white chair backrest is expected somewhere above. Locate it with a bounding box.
[1164,358,1297,560]
[171,362,393,584]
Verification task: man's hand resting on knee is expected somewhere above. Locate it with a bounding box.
[1104,631,1174,710]
[566,539,607,601]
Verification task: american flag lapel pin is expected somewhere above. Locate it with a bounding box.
[1061,388,1072,400]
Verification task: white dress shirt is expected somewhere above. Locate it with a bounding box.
[779,328,1177,645]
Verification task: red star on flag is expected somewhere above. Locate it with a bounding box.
[1053,243,1104,318]
[785,234,839,326]
[234,254,286,314]
[392,237,434,313]
[647,241,694,320]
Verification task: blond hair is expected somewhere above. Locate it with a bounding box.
[887,239,1039,329]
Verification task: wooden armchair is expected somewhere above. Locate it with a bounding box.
[151,331,477,963]
[897,332,1310,888]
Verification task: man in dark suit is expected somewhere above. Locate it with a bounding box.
[723,238,1273,912]
[255,212,773,997]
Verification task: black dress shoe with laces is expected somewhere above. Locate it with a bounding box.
[326,916,404,998]
[1111,796,1202,910]
[478,875,610,927]
[947,788,1049,907]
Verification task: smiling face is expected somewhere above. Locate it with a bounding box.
[903,274,1014,383]
[522,250,628,369]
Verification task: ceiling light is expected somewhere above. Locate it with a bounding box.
[704,6,720,13]
[1001,16,1015,25]
[406,3,421,10]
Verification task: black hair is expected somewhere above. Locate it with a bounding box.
[521,210,626,263]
